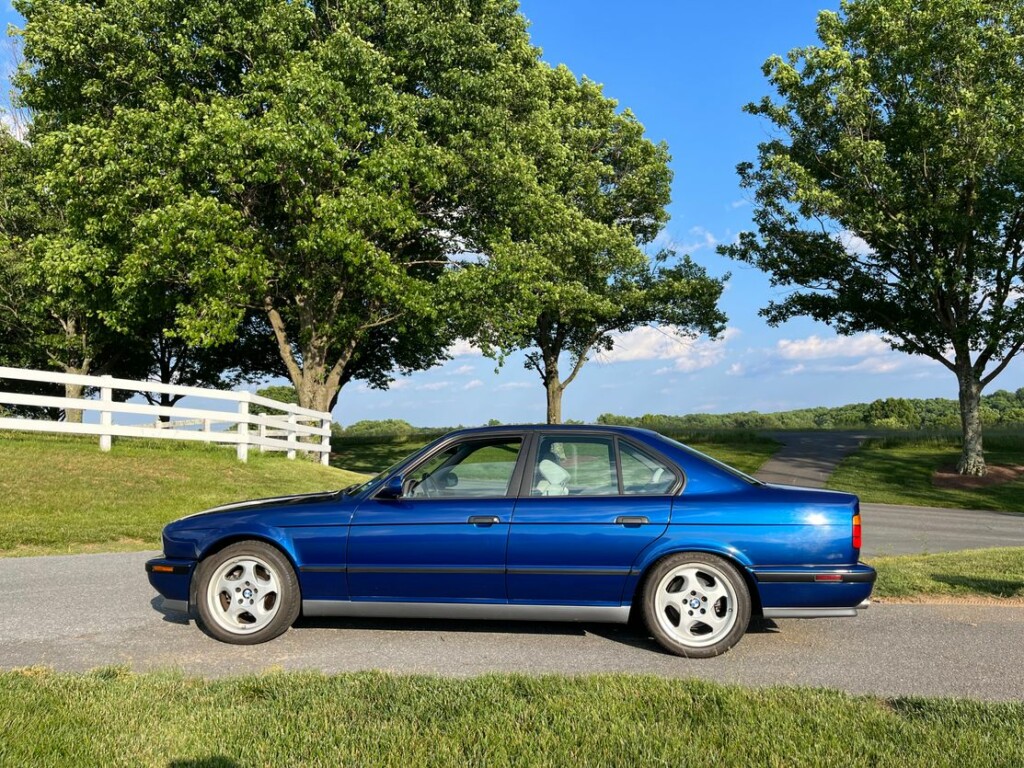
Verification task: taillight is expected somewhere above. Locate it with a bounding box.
[852,513,862,552]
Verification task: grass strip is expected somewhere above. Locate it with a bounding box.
[869,547,1024,600]
[1,669,1022,767]
[0,432,366,556]
[828,434,1024,512]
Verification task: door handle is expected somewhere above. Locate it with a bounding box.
[468,515,501,525]
[615,515,649,526]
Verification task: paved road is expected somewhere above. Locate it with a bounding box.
[755,431,872,488]
[862,502,1024,555]
[2,551,1023,701]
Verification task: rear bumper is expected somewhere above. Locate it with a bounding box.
[145,557,195,611]
[751,564,877,584]
[753,563,876,618]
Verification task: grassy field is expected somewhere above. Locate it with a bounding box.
[0,432,366,556]
[828,434,1024,512]
[1,669,1022,767]
[331,431,780,476]
[869,547,1024,600]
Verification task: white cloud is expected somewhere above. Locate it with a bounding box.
[497,381,531,391]
[463,379,483,390]
[418,381,449,391]
[447,339,483,358]
[776,333,890,360]
[596,326,739,373]
[453,364,475,376]
[837,230,873,257]
[726,362,744,376]
[729,199,750,209]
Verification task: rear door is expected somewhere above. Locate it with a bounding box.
[506,433,676,605]
[347,433,526,602]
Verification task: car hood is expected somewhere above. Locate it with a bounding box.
[177,489,343,523]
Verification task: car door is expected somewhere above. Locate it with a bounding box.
[347,433,526,602]
[506,433,676,605]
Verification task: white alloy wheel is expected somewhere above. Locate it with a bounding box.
[643,552,751,657]
[205,555,282,634]
[195,541,300,644]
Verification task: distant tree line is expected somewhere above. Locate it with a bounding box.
[598,390,1024,433]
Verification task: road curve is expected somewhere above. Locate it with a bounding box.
[2,551,1022,701]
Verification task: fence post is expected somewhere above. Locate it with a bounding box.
[237,397,249,462]
[98,376,113,452]
[320,415,331,466]
[287,414,297,460]
[203,418,212,443]
[258,419,267,454]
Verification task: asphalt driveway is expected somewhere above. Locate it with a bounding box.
[2,550,1022,701]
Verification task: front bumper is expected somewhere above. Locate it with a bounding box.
[145,557,196,613]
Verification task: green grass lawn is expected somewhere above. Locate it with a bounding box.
[1,669,1021,767]
[828,434,1024,511]
[868,547,1024,600]
[0,432,366,556]
[331,432,779,476]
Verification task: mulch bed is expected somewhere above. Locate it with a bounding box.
[932,464,1024,489]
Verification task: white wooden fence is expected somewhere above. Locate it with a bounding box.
[0,366,332,465]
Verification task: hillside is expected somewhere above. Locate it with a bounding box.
[0,432,366,556]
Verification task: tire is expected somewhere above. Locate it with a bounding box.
[194,540,301,645]
[641,552,751,658]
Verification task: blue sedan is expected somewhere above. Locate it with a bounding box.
[146,425,875,657]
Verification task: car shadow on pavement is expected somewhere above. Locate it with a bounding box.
[292,614,783,655]
[168,758,239,768]
[150,596,191,625]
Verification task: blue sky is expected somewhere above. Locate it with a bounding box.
[4,1,1022,427]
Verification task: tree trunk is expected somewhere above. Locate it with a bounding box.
[955,366,986,476]
[63,381,85,424]
[542,352,563,424]
[545,377,563,424]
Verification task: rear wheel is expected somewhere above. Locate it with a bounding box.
[642,552,750,658]
[194,541,300,644]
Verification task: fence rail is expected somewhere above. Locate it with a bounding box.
[0,366,332,465]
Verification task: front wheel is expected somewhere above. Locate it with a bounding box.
[642,552,751,658]
[194,541,300,644]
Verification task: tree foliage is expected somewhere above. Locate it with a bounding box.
[721,0,1024,474]
[14,0,545,414]
[460,64,726,423]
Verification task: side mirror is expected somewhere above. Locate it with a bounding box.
[377,475,405,499]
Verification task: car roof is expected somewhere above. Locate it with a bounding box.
[440,424,662,439]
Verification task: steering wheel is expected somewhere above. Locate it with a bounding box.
[413,475,442,498]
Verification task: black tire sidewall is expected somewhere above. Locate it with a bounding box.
[194,541,301,645]
[642,552,751,658]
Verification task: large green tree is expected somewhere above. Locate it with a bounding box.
[461,64,726,423]
[15,0,544,414]
[0,127,140,420]
[722,0,1024,475]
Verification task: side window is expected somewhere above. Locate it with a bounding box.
[406,438,522,499]
[620,442,676,495]
[532,436,618,496]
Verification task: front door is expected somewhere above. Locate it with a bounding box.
[347,434,525,602]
